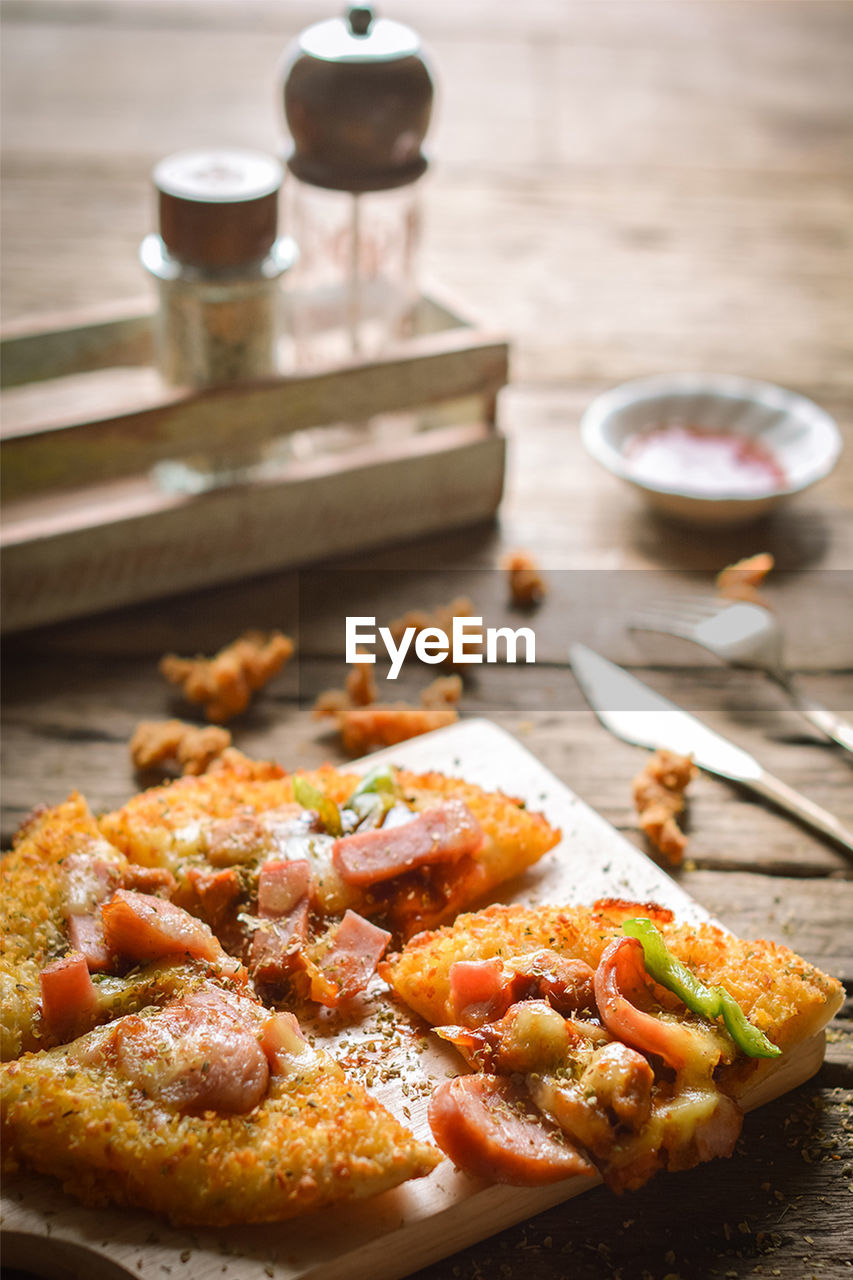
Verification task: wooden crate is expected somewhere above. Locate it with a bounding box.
[0,289,508,632]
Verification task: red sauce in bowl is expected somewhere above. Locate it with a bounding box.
[623,424,786,496]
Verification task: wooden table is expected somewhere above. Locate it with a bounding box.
[2,3,851,1277]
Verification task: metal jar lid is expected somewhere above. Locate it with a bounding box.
[281,5,434,193]
[154,149,283,269]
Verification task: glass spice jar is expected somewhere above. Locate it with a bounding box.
[140,148,296,388]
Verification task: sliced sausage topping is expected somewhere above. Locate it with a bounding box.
[428,1074,596,1186]
[111,987,268,1113]
[594,936,706,1072]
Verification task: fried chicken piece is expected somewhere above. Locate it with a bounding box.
[387,608,432,643]
[632,749,697,865]
[420,675,463,708]
[313,657,378,720]
[130,719,232,776]
[313,688,352,719]
[339,705,458,756]
[313,662,461,751]
[159,630,294,722]
[716,553,774,605]
[503,550,546,607]
[345,657,378,707]
[387,596,483,665]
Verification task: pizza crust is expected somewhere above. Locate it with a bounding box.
[1,1017,439,1227]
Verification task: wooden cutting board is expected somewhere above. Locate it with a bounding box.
[0,719,829,1280]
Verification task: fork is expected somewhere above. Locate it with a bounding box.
[629,597,853,754]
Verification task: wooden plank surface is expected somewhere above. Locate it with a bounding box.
[1,2,851,1278]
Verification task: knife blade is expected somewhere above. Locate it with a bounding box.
[570,644,853,857]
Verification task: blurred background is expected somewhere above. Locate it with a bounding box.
[3,0,851,387]
[2,14,852,1278]
[2,1,852,579]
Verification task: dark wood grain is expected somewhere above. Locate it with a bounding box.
[1,2,851,1278]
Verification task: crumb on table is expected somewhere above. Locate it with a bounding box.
[313,665,462,753]
[159,630,294,722]
[503,550,546,607]
[345,658,378,707]
[716,552,774,605]
[631,748,697,865]
[386,597,482,664]
[420,675,463,708]
[129,719,232,776]
[339,705,458,756]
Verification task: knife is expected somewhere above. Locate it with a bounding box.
[570,644,853,857]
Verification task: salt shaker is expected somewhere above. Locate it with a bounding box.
[141,148,296,387]
[280,4,434,366]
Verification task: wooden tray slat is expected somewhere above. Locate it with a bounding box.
[1,328,508,502]
[2,423,505,632]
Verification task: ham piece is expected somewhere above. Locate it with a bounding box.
[257,859,312,917]
[62,853,122,972]
[332,800,483,887]
[250,901,310,983]
[314,910,392,1003]
[101,889,243,977]
[39,952,100,1042]
[250,859,313,984]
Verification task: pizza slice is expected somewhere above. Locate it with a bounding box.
[1,795,440,1223]
[1,975,439,1226]
[382,898,843,1192]
[96,751,560,1005]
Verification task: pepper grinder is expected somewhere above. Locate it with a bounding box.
[280,4,434,367]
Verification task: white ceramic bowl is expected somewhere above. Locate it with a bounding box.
[580,373,842,527]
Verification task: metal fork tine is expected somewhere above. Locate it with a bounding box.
[654,595,725,620]
[630,596,725,631]
[629,617,698,643]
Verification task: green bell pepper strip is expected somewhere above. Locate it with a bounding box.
[622,917,782,1059]
[347,764,399,800]
[292,776,342,837]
